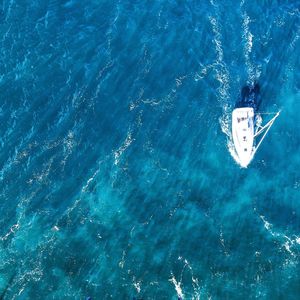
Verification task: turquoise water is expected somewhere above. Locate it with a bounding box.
[0,0,299,299]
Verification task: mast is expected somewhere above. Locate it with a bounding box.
[252,111,280,156]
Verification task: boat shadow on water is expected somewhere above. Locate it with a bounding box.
[235,83,262,112]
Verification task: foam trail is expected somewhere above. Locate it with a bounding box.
[0,223,20,241]
[258,212,300,258]
[240,1,261,84]
[170,257,203,299]
[208,15,230,108]
[208,6,239,166]
[169,273,184,299]
[183,259,201,300]
[208,1,232,112]
[132,276,142,294]
[82,168,100,193]
[113,128,134,166]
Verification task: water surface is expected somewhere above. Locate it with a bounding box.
[0,0,299,299]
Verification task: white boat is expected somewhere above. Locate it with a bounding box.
[232,107,280,168]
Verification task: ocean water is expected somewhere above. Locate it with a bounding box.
[0,0,299,299]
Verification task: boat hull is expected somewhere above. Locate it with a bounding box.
[232,107,255,168]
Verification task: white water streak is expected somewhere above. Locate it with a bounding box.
[259,214,300,257]
[82,168,100,193]
[133,276,142,294]
[208,15,230,106]
[169,273,184,299]
[114,129,134,165]
[241,2,261,83]
[0,223,20,241]
[169,257,203,299]
[209,11,239,167]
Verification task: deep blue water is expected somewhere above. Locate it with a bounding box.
[0,0,300,299]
